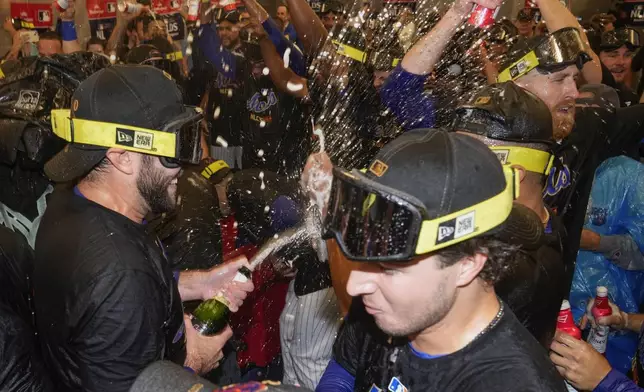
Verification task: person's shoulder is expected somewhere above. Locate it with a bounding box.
[467,309,565,390]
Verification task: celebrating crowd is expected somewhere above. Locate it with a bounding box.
[0,0,643,391]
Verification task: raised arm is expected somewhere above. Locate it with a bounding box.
[284,0,327,56]
[258,32,308,98]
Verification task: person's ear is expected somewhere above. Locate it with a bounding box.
[455,253,487,287]
[105,148,135,176]
[511,164,527,184]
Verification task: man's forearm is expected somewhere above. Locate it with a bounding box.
[536,0,601,83]
[107,20,127,54]
[285,0,327,56]
[400,7,465,75]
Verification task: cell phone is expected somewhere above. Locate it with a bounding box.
[20,30,39,44]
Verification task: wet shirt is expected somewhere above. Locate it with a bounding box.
[329,300,566,392]
[33,187,186,392]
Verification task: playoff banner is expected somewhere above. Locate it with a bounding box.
[623,0,644,26]
[10,1,53,29]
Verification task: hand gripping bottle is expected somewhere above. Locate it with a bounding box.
[556,300,581,392]
[187,0,200,22]
[190,267,252,335]
[54,0,69,12]
[468,3,502,28]
[587,286,612,354]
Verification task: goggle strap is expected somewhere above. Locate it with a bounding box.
[332,40,367,63]
[488,146,553,175]
[497,51,540,82]
[414,167,515,255]
[51,109,178,159]
[201,160,229,179]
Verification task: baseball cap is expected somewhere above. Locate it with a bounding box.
[45,65,194,182]
[324,129,544,262]
[453,82,553,145]
[517,8,534,22]
[216,9,242,24]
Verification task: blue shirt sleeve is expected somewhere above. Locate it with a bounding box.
[197,24,237,80]
[261,19,306,77]
[316,359,355,392]
[380,65,436,130]
[594,369,643,392]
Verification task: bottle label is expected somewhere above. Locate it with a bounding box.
[588,325,609,353]
[595,297,608,308]
[557,312,570,324]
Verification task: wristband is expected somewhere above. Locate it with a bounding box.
[183,366,196,374]
[61,21,77,41]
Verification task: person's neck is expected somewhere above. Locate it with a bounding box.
[77,179,147,223]
[410,282,500,356]
[517,184,548,225]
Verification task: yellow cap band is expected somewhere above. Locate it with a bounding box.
[488,145,552,175]
[332,40,366,63]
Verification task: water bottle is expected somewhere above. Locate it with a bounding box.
[556,300,581,392]
[587,286,612,354]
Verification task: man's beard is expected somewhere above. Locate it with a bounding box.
[610,66,626,82]
[552,100,576,141]
[376,278,456,337]
[137,156,178,215]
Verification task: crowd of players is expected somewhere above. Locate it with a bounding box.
[0,0,644,390]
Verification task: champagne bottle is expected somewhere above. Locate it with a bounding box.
[587,286,612,354]
[191,267,252,335]
[556,300,581,392]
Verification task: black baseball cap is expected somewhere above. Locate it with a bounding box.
[216,9,242,24]
[452,82,553,145]
[325,129,544,261]
[319,1,344,15]
[576,84,620,109]
[45,65,189,182]
[517,8,534,22]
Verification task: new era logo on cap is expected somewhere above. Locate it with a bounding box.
[115,128,154,150]
[436,211,476,245]
[493,149,510,164]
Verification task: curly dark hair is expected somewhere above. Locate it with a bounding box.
[435,235,520,285]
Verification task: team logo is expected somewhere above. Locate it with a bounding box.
[38,10,51,22]
[115,128,154,150]
[106,2,116,12]
[544,162,572,197]
[15,90,41,111]
[474,96,491,105]
[72,99,79,112]
[388,377,408,392]
[509,60,528,78]
[247,90,277,114]
[369,385,382,392]
[369,160,389,177]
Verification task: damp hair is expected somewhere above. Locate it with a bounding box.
[84,157,111,183]
[435,235,519,285]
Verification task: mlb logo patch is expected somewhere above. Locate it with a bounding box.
[388,377,408,392]
[369,385,382,392]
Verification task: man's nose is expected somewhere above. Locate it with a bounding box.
[346,266,378,297]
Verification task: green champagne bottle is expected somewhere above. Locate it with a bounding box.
[191,267,252,335]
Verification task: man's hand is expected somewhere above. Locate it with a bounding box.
[199,257,254,311]
[183,314,232,374]
[3,17,16,35]
[580,297,626,330]
[549,330,612,391]
[59,0,76,21]
[117,1,148,24]
[451,0,502,19]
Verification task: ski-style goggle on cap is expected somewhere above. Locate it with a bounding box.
[45,65,202,183]
[600,28,641,50]
[498,27,591,82]
[50,107,203,168]
[323,130,543,262]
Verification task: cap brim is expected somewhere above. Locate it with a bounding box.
[44,144,107,183]
[495,203,544,250]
